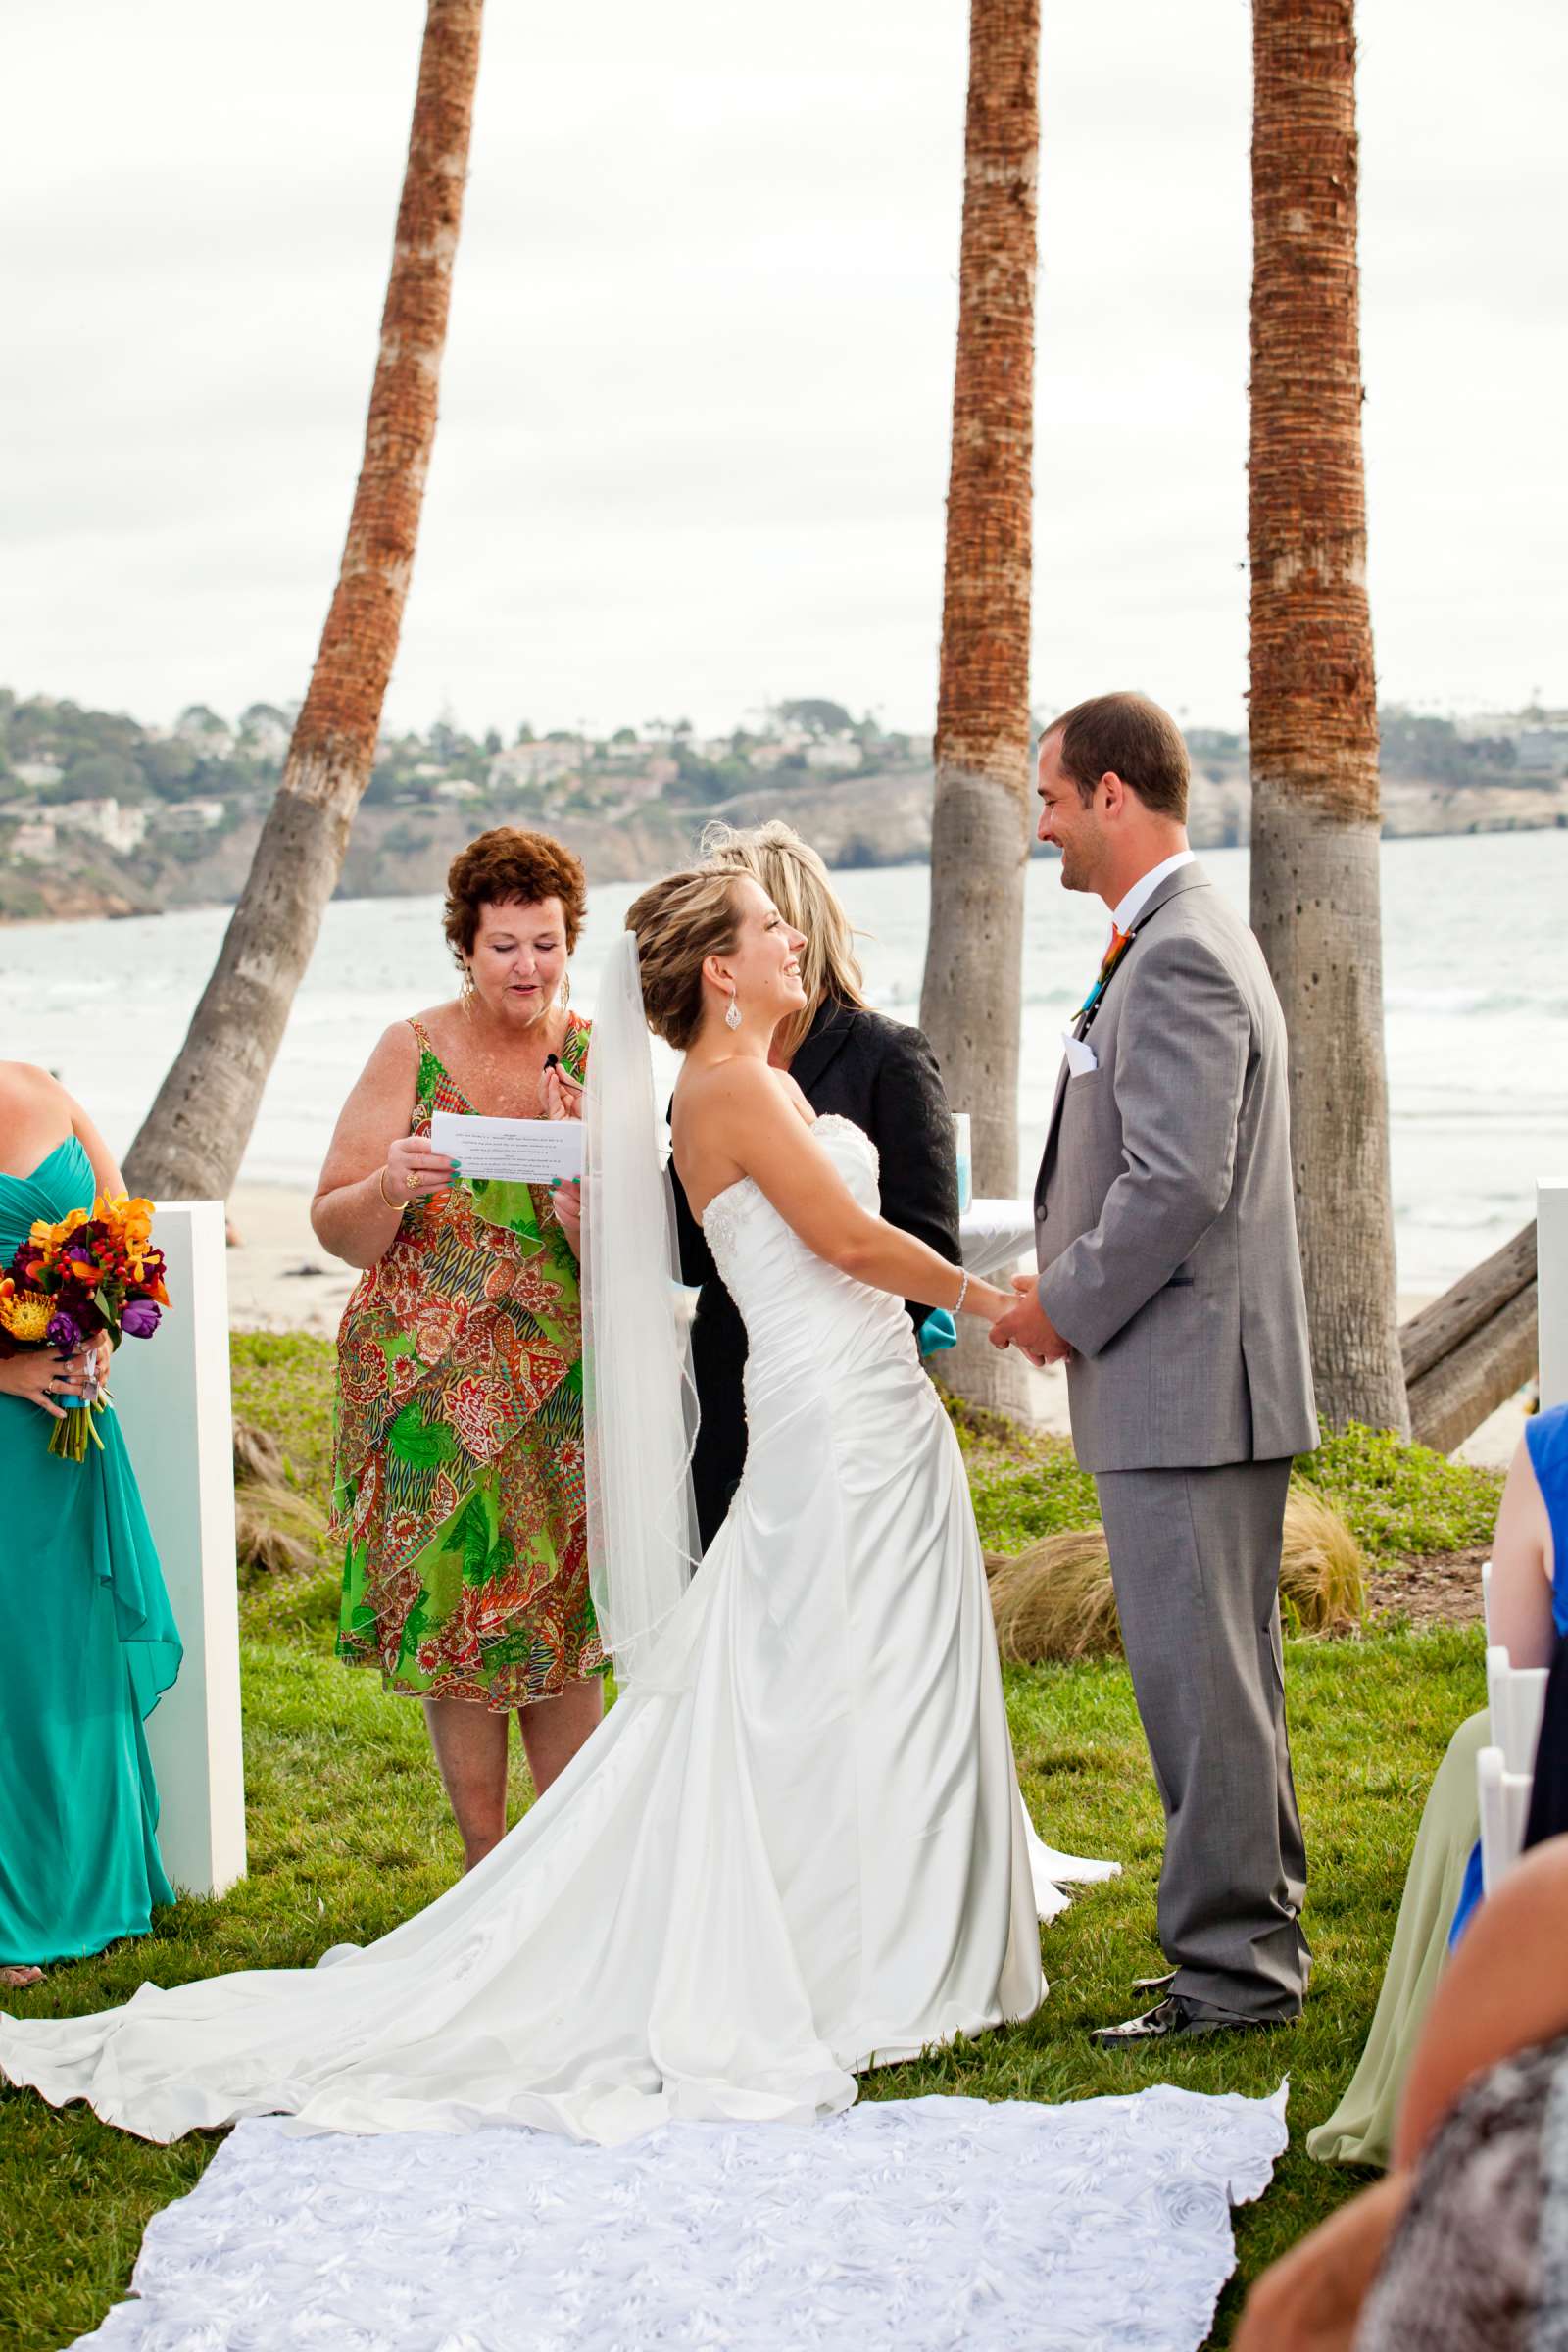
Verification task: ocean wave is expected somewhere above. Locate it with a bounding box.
[1396,1198,1536,1231]
[1386,987,1568,1019]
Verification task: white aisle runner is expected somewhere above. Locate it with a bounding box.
[77,2084,1287,2351]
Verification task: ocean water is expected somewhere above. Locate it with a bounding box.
[2,830,1563,1293]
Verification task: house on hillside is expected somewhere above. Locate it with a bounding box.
[53,798,148,854]
[488,740,586,789]
[1518,729,1568,774]
[613,766,676,808]
[4,818,58,862]
[159,799,227,833]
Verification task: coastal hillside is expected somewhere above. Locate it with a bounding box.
[2,687,1565,921]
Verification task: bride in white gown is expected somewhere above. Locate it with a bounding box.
[0,867,1112,2148]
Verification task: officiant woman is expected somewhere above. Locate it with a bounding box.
[670,820,962,1549]
[313,829,603,1873]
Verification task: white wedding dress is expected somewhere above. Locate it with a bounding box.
[0,1116,1107,2147]
[5,1114,1294,2352]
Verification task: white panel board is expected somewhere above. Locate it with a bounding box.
[109,1200,246,1896]
[1542,1181,1568,1414]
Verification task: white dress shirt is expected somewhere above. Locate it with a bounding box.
[1110,848,1197,937]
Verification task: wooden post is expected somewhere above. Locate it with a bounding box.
[109,1200,247,1896]
[1401,1221,1538,1455]
[1541,1180,1568,1412]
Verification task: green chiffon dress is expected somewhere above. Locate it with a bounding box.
[1306,1708,1488,2169]
[0,1139,181,1967]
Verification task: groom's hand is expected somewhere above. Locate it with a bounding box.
[988,1274,1072,1366]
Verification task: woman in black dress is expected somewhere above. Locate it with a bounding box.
[670,820,961,1551]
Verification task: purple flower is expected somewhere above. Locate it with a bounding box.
[46,1311,81,1352]
[120,1298,161,1340]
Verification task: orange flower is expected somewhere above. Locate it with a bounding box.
[28,1205,89,1264]
[99,1193,154,1247]
[88,1196,161,1286]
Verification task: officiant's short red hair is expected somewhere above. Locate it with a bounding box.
[444,827,588,957]
[1046,692,1189,821]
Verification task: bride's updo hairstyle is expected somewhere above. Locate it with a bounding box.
[625,867,744,1052]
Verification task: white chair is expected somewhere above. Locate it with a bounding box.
[1482,1557,1494,1644]
[1486,1642,1549,1774]
[1475,1644,1551,1898]
[1478,1744,1536,1897]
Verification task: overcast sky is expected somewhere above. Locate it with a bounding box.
[5,0,1564,741]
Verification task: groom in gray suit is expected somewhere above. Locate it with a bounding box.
[991,691,1319,2044]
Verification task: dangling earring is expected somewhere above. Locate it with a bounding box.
[558,970,571,1011]
[460,963,476,1013]
[724,994,742,1032]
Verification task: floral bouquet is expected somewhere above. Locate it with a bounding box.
[0,1195,170,1460]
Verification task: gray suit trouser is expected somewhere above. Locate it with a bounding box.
[1095,1457,1309,2020]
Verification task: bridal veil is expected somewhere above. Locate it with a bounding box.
[581,926,701,1686]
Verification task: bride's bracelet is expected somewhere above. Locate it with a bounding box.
[953,1268,970,1316]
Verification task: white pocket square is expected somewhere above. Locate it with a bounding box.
[1062,1031,1099,1076]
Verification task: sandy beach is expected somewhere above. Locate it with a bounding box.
[226,1184,363,1340]
[224,1182,1527,1469]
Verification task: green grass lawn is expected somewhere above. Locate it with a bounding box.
[0,1336,1501,2351]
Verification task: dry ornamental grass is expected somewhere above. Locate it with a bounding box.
[986,1479,1366,1663]
[233,1417,325,1578]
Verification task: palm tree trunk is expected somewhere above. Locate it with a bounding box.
[1248,0,1409,1436]
[124,0,485,1200]
[919,0,1040,1415]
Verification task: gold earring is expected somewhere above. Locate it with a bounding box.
[460,964,476,1012]
[559,970,571,1011]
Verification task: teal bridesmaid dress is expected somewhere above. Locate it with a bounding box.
[0,1139,182,1966]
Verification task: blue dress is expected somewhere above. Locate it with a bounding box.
[1449,1400,1568,1946]
[0,1139,181,1966]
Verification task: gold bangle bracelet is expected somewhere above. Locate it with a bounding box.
[377,1167,404,1211]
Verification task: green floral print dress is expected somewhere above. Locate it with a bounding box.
[331,1015,604,1708]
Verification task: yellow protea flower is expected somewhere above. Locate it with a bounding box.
[0,1292,53,1344]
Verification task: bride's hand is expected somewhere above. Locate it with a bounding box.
[987,1273,1071,1367]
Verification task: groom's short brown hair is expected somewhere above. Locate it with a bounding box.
[1045,692,1190,821]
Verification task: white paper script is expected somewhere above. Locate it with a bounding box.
[429,1111,584,1185]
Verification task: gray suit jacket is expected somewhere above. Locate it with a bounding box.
[1035,861,1318,1473]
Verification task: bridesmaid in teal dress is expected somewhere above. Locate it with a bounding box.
[0,1061,181,1987]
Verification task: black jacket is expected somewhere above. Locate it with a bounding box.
[670,998,961,1552]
